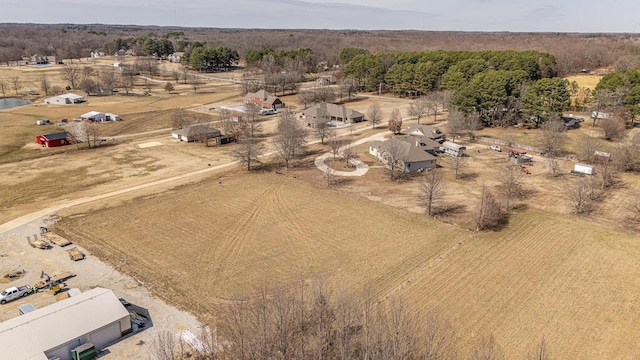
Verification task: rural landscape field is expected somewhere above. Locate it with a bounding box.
[1,24,640,359]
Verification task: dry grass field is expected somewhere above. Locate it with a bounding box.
[565,74,603,90]
[53,170,640,358]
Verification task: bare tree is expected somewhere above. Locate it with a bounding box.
[243,103,263,138]
[60,63,81,89]
[426,91,444,123]
[420,168,445,216]
[539,117,567,157]
[527,337,550,360]
[273,108,307,168]
[338,75,356,101]
[342,141,356,168]
[367,103,383,129]
[180,65,190,84]
[314,110,332,145]
[297,90,314,109]
[601,116,627,141]
[323,166,336,187]
[219,109,246,141]
[566,178,594,214]
[10,75,21,95]
[463,112,483,141]
[470,334,504,360]
[188,73,202,93]
[449,155,467,180]
[170,108,195,130]
[234,133,265,171]
[614,133,640,172]
[388,108,403,135]
[382,141,405,180]
[118,74,133,95]
[626,192,640,228]
[576,134,601,163]
[0,79,6,98]
[475,186,504,231]
[499,166,523,211]
[100,70,117,94]
[422,311,457,360]
[40,77,50,96]
[151,330,179,360]
[408,97,429,124]
[544,158,564,177]
[325,133,344,162]
[446,109,466,143]
[171,70,180,84]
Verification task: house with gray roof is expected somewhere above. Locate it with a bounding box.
[369,138,437,172]
[302,103,364,126]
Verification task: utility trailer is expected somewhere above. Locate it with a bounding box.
[43,232,72,247]
[66,247,85,261]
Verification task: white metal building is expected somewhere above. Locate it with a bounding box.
[44,93,85,105]
[0,287,132,360]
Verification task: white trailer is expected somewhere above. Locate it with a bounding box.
[573,163,595,175]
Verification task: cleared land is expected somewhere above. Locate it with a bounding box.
[53,170,640,358]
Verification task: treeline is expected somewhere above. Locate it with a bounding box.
[596,67,640,118]
[153,280,550,359]
[343,50,556,94]
[183,46,240,72]
[2,25,640,75]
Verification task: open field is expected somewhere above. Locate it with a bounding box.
[53,170,640,358]
[565,74,603,90]
[3,54,640,358]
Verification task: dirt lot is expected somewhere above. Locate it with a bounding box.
[0,217,202,359]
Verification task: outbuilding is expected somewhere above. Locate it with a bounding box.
[36,132,71,148]
[81,111,106,122]
[44,93,85,105]
[441,141,466,157]
[574,163,595,175]
[0,287,132,360]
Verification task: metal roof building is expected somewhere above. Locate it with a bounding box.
[44,93,85,105]
[0,287,131,360]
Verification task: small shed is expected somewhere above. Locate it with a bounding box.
[594,151,611,163]
[441,141,466,157]
[36,132,71,148]
[574,163,595,175]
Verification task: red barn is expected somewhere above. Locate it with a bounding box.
[36,132,71,148]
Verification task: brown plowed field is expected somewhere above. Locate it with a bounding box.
[55,171,640,358]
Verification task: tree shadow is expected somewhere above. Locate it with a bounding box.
[457,172,479,181]
[432,203,467,216]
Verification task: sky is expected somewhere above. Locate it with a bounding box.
[2,0,640,33]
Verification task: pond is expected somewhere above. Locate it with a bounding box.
[0,98,31,110]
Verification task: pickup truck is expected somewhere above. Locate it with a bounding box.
[0,285,33,304]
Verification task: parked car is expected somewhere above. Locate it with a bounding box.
[489,145,502,152]
[0,285,34,304]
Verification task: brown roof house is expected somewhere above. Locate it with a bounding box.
[400,124,446,143]
[302,103,364,127]
[172,125,222,142]
[369,138,437,172]
[243,90,285,109]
